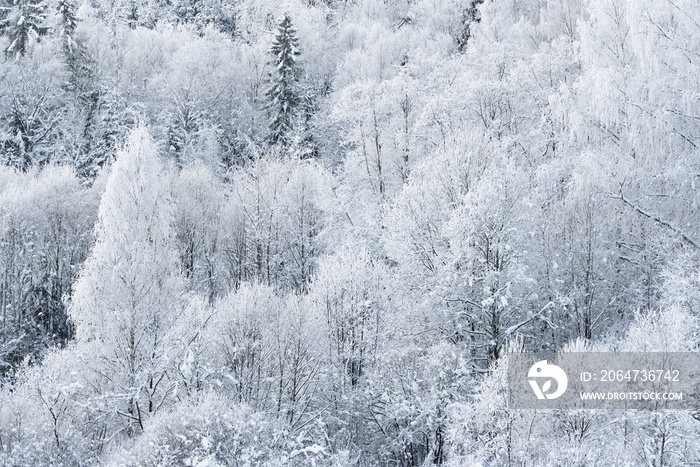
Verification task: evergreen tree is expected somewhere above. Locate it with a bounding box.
[56,0,78,56]
[56,0,77,39]
[456,0,484,52]
[0,0,48,57]
[266,14,301,148]
[173,0,235,35]
[77,89,133,180]
[0,50,66,170]
[56,0,94,96]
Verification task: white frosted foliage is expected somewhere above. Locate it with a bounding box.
[69,125,185,421]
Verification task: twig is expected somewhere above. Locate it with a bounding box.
[614,187,699,249]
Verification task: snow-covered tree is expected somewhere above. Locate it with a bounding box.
[0,165,96,376]
[0,0,48,57]
[69,126,188,436]
[172,161,226,302]
[456,0,483,51]
[0,42,67,170]
[55,0,94,96]
[205,283,321,427]
[55,0,77,42]
[310,247,390,392]
[266,13,302,148]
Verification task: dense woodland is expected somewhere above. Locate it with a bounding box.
[0,0,699,464]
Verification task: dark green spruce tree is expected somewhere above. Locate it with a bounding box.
[266,14,302,149]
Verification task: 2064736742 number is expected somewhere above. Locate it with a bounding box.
[599,369,680,382]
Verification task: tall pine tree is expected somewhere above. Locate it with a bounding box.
[266,14,301,148]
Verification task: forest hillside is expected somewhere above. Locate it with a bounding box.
[0,0,699,465]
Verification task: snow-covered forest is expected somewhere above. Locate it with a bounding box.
[0,0,699,464]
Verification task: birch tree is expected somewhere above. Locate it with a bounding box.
[70,126,187,436]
